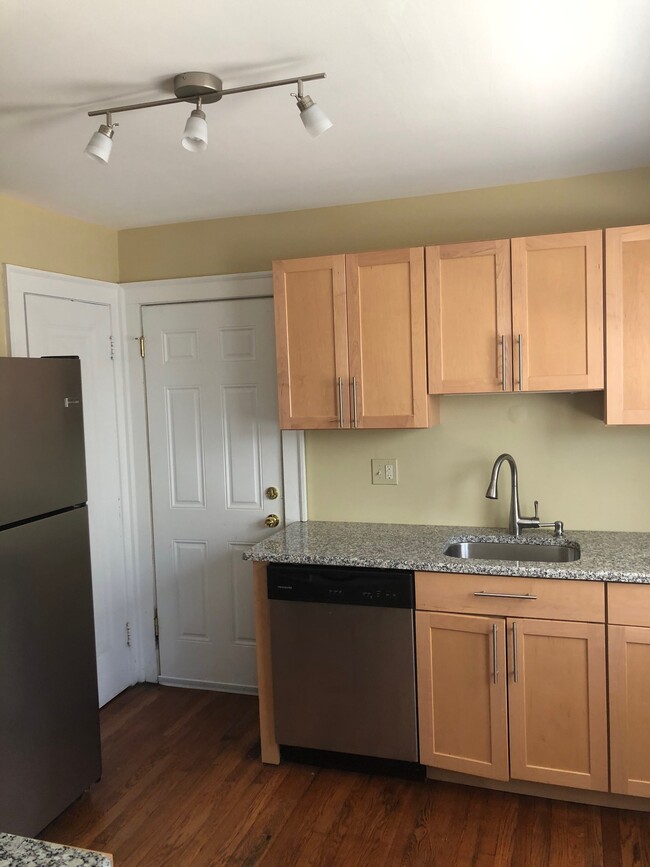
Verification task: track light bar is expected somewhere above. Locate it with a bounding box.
[84,71,331,163]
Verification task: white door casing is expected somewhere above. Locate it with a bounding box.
[5,267,136,706]
[144,298,284,690]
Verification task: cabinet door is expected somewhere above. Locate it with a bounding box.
[609,625,650,796]
[605,224,650,424]
[507,618,608,791]
[273,255,349,429]
[426,240,512,394]
[346,248,430,428]
[511,231,603,392]
[416,611,509,780]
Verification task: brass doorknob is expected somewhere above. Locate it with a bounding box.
[264,514,280,528]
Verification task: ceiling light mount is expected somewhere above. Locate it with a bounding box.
[173,72,223,104]
[84,70,331,164]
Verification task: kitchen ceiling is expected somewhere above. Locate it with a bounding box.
[2,0,650,230]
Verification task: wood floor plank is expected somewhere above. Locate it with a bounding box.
[38,685,650,867]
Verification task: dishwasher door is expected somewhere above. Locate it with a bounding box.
[269,598,418,762]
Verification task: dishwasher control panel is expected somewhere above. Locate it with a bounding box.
[267,563,414,608]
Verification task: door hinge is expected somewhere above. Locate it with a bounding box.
[154,608,159,639]
[109,335,116,361]
[139,335,146,358]
[126,621,132,647]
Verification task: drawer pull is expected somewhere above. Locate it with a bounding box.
[473,591,537,600]
[513,621,519,683]
[492,623,498,685]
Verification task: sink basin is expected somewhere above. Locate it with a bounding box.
[443,540,580,563]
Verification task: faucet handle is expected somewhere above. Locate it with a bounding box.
[534,499,539,519]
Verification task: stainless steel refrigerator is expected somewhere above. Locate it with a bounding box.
[0,357,101,837]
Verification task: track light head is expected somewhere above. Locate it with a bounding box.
[182,104,208,152]
[84,115,116,164]
[293,80,332,138]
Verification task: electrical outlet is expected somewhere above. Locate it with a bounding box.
[371,458,398,485]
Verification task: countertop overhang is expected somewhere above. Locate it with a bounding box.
[245,521,650,583]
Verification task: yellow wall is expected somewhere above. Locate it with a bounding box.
[118,165,650,282]
[0,195,118,355]
[118,165,650,533]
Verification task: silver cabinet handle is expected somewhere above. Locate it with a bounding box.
[500,335,507,392]
[473,591,537,600]
[337,377,344,428]
[492,623,498,684]
[351,376,358,429]
[517,333,523,391]
[513,621,519,683]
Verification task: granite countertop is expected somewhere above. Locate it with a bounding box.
[245,521,650,583]
[0,833,112,867]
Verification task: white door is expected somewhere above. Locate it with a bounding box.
[23,294,133,706]
[143,298,284,691]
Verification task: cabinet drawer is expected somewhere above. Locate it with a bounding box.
[608,583,650,627]
[416,572,605,622]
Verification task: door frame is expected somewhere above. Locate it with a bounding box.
[4,264,139,689]
[5,266,307,688]
[121,272,307,684]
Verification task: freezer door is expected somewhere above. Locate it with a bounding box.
[0,506,101,836]
[0,357,87,525]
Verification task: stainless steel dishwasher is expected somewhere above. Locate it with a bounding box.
[267,562,418,762]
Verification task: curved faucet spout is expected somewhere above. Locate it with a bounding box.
[485,453,521,535]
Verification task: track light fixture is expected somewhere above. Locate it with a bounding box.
[84,71,331,164]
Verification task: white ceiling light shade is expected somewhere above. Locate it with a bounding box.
[84,71,331,162]
[84,115,117,164]
[181,100,208,152]
[293,80,333,138]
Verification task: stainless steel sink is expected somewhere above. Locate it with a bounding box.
[443,541,580,563]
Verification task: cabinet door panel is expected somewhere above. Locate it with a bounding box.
[347,248,429,428]
[416,611,509,780]
[273,256,348,429]
[511,231,603,392]
[606,225,650,424]
[426,240,512,394]
[609,625,650,796]
[508,618,607,791]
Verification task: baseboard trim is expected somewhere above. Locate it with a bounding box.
[157,676,258,696]
[426,766,650,812]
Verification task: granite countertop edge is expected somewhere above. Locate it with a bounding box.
[244,521,650,584]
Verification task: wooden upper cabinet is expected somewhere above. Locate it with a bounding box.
[605,224,650,424]
[347,248,429,428]
[273,255,349,429]
[511,231,603,392]
[427,230,604,395]
[273,249,432,430]
[426,240,512,394]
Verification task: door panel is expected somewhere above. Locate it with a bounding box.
[511,231,603,392]
[273,255,348,429]
[416,611,509,780]
[507,617,607,791]
[144,299,284,689]
[23,294,132,707]
[426,240,512,394]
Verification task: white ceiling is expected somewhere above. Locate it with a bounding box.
[2,0,650,229]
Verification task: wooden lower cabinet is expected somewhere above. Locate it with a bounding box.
[416,610,608,792]
[507,618,608,791]
[609,624,650,796]
[416,611,509,780]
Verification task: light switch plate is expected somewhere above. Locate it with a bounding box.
[371,458,398,485]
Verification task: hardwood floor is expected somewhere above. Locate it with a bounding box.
[41,684,650,866]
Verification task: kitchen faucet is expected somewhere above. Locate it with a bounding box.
[485,453,564,537]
